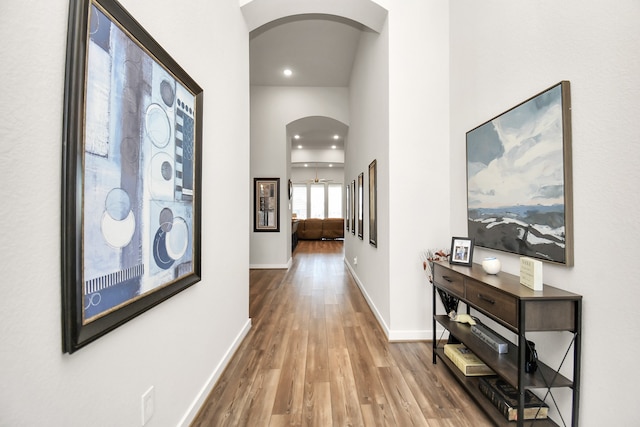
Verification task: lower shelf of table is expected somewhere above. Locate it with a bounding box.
[434,348,559,427]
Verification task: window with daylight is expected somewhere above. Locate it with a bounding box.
[310,184,325,219]
[328,184,342,218]
[292,183,344,220]
[292,184,307,219]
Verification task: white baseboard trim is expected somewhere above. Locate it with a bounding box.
[249,259,291,270]
[344,259,391,339]
[388,329,438,341]
[344,259,449,342]
[178,318,252,427]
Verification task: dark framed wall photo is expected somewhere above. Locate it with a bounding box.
[466,81,573,265]
[368,160,377,247]
[345,183,350,232]
[61,0,203,353]
[254,178,280,232]
[350,179,356,235]
[357,172,364,240]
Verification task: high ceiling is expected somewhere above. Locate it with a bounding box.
[249,15,364,165]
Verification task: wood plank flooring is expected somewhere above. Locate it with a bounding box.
[192,240,492,426]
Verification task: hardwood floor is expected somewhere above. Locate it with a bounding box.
[192,240,492,426]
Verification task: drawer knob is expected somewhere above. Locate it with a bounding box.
[478,293,496,305]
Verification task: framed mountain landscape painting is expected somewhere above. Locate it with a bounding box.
[466,81,573,265]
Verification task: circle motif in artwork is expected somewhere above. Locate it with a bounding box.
[149,152,174,199]
[153,227,173,270]
[159,208,174,232]
[105,188,131,221]
[165,217,189,260]
[160,79,175,107]
[101,210,135,248]
[101,188,135,248]
[161,161,173,181]
[145,103,171,148]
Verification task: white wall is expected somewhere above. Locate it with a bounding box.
[450,1,640,425]
[250,86,349,268]
[0,1,250,426]
[345,14,392,333]
[376,0,451,339]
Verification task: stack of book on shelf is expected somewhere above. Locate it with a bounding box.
[443,344,494,376]
[478,377,549,421]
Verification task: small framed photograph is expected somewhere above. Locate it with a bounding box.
[450,237,474,266]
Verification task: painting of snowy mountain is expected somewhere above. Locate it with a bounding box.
[466,82,573,265]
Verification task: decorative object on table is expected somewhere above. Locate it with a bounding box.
[478,377,549,421]
[421,248,458,317]
[61,0,203,353]
[520,256,544,291]
[420,248,450,283]
[368,159,377,247]
[444,344,495,376]
[466,81,573,266]
[481,257,501,274]
[450,237,474,266]
[254,178,280,232]
[450,313,477,325]
[470,324,509,353]
[357,172,364,240]
[525,340,539,373]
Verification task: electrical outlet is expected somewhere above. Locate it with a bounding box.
[141,386,155,426]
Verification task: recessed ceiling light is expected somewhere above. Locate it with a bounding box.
[329,164,333,167]
[283,69,293,77]
[297,145,303,149]
[331,145,337,149]
[333,135,339,140]
[304,164,308,167]
[294,134,300,139]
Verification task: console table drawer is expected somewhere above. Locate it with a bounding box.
[466,279,517,328]
[433,265,465,298]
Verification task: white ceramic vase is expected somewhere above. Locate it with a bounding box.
[482,257,501,275]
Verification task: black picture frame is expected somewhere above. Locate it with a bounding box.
[466,81,573,265]
[254,178,280,232]
[357,173,364,240]
[62,0,203,353]
[350,180,356,235]
[450,237,474,266]
[345,184,350,232]
[368,160,377,247]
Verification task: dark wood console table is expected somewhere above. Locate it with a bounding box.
[431,261,582,426]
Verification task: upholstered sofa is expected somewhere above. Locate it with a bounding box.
[295,218,344,240]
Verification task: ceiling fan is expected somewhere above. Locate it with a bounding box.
[306,167,333,184]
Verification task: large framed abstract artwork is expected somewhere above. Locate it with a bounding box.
[466,81,573,265]
[61,0,203,353]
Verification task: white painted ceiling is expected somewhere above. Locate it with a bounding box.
[250,15,364,166]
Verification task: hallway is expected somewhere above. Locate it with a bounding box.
[192,240,491,426]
